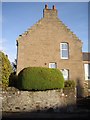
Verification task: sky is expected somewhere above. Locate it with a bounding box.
[1,0,90,2]
[1,2,88,62]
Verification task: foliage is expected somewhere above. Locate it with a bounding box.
[0,51,13,87]
[64,80,76,89]
[12,59,17,73]
[17,67,64,90]
[9,72,18,87]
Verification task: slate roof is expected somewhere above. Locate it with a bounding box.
[83,52,90,61]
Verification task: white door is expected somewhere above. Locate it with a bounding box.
[61,69,69,80]
[84,64,90,80]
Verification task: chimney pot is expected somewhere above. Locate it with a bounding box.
[45,4,48,9]
[52,5,56,10]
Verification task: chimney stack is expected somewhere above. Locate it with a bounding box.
[43,4,57,18]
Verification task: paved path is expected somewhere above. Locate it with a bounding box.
[2,111,89,119]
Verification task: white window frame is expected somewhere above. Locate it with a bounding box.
[49,63,57,68]
[60,43,69,59]
[60,69,69,80]
[84,64,90,80]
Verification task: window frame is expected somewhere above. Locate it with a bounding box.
[60,69,69,80]
[49,62,57,68]
[84,63,90,80]
[60,42,69,59]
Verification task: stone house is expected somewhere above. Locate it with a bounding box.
[16,5,85,97]
[83,52,90,81]
[83,52,90,94]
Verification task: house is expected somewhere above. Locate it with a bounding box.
[83,52,90,81]
[16,5,85,97]
[83,52,90,93]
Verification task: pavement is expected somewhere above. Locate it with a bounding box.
[2,111,89,119]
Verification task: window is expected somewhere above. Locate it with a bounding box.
[60,69,69,80]
[89,64,90,79]
[49,63,57,68]
[60,43,69,59]
[84,64,90,80]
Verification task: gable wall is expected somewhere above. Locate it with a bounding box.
[16,8,85,97]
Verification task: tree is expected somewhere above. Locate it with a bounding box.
[0,51,13,87]
[12,59,17,73]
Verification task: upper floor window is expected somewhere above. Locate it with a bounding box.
[60,43,69,59]
[49,62,57,68]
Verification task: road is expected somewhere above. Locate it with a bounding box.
[2,111,89,119]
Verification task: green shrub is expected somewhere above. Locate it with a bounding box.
[17,67,64,90]
[0,51,13,87]
[64,80,76,89]
[9,72,18,87]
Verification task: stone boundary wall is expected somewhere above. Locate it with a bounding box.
[2,87,76,112]
[83,81,90,96]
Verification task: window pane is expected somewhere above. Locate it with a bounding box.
[84,64,89,80]
[60,43,69,59]
[62,50,68,58]
[49,63,57,68]
[62,43,68,49]
[88,64,90,79]
[52,63,55,68]
[88,64,90,75]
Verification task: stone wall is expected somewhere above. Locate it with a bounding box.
[83,81,88,96]
[2,87,76,112]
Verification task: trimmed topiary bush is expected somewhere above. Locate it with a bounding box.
[17,67,64,90]
[64,80,76,89]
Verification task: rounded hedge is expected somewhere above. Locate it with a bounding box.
[17,67,64,90]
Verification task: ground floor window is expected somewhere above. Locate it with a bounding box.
[60,69,69,80]
[84,64,90,80]
[49,63,57,68]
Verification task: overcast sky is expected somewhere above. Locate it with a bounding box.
[1,2,88,62]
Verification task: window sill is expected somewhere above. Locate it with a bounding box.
[61,58,69,60]
[85,79,90,80]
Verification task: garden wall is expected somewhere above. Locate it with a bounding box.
[2,87,76,112]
